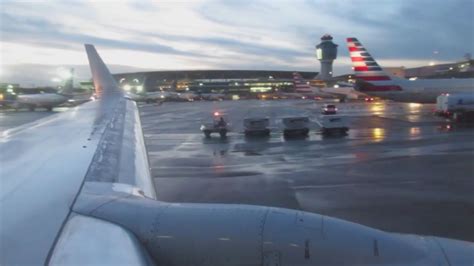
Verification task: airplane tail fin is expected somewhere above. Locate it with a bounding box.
[292,72,313,93]
[346,38,402,91]
[84,44,121,98]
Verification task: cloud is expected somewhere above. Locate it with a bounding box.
[0,0,472,86]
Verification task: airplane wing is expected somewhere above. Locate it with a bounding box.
[0,44,155,265]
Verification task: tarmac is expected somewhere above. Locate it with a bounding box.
[139,99,474,242]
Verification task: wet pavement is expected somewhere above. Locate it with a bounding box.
[139,99,474,242]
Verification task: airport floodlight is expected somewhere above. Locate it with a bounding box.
[123,84,131,91]
[57,68,73,79]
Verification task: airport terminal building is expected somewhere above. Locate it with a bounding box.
[112,70,317,96]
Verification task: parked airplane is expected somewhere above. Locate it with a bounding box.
[173,91,198,101]
[126,91,167,102]
[1,87,92,111]
[292,72,336,99]
[346,37,474,103]
[293,72,364,101]
[1,44,472,265]
[200,92,225,101]
[127,90,197,102]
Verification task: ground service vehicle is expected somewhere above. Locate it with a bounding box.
[244,117,270,136]
[282,116,310,137]
[319,115,350,135]
[321,104,338,115]
[200,112,228,138]
[435,93,474,122]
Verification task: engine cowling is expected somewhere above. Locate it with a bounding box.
[72,185,472,265]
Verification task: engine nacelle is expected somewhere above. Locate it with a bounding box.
[72,184,473,265]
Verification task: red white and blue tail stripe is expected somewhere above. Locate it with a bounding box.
[292,72,313,93]
[346,37,402,91]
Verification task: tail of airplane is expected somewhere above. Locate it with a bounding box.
[346,37,402,91]
[292,72,314,93]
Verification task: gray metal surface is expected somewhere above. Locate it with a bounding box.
[49,214,153,266]
[0,101,105,265]
[83,99,156,199]
[73,189,473,265]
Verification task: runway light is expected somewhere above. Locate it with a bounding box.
[214,111,220,116]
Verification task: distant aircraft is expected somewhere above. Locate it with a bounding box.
[1,87,92,111]
[127,90,197,102]
[346,37,474,103]
[1,44,472,265]
[292,72,364,101]
[126,91,167,102]
[290,72,336,99]
[173,91,198,101]
[199,92,225,101]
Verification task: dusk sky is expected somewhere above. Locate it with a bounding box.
[1,0,473,86]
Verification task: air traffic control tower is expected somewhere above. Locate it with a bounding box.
[316,34,338,80]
